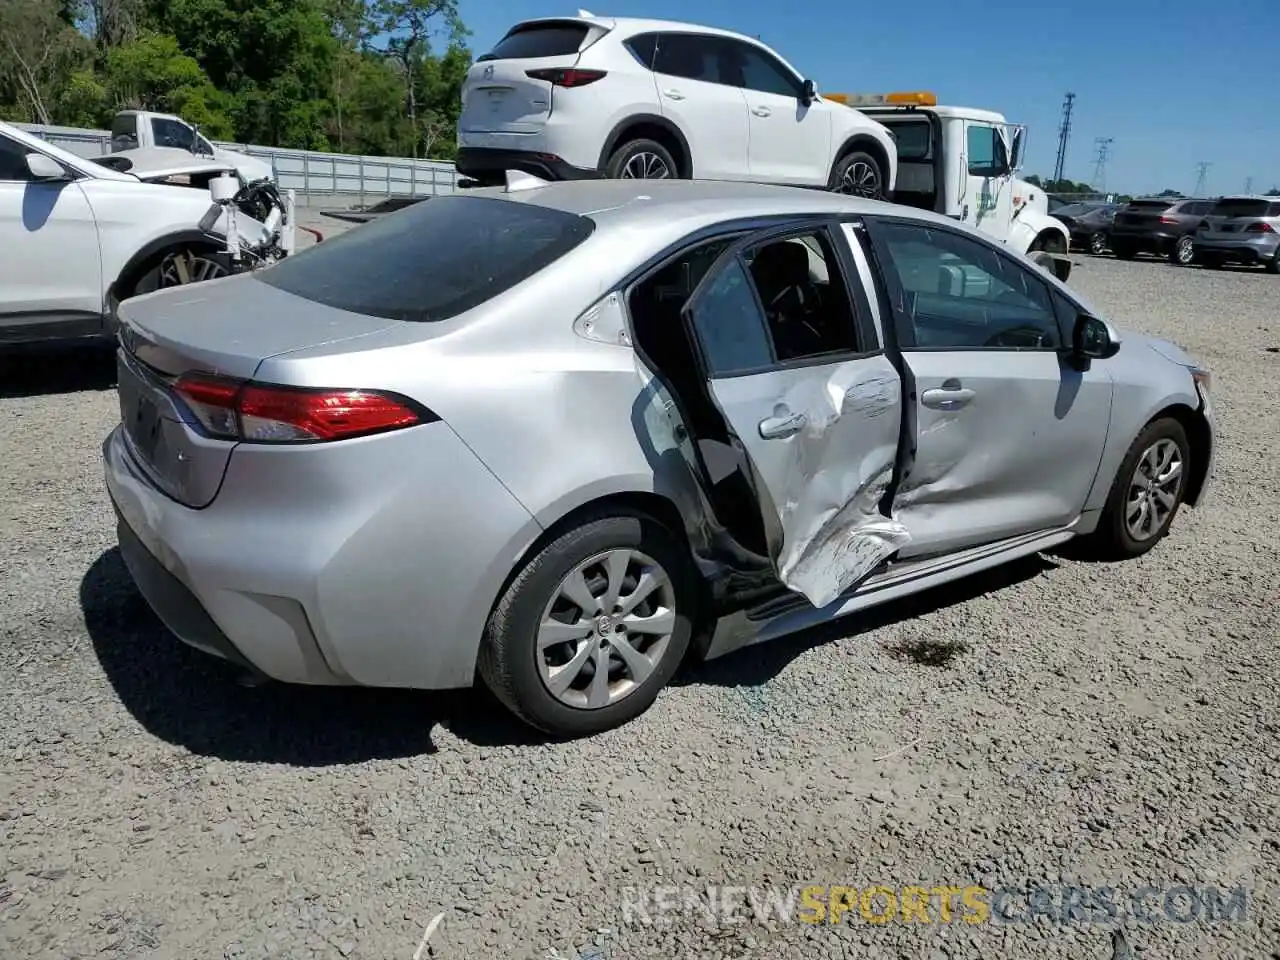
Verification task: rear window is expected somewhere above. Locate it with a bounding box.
[1127,199,1177,210]
[478,22,589,61]
[111,114,137,138]
[256,196,595,323]
[1210,198,1271,218]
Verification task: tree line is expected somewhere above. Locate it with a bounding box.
[1026,175,1280,200]
[0,0,473,160]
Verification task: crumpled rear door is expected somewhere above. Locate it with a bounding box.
[680,221,909,608]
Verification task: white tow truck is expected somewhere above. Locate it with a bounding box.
[829,91,1072,279]
[109,109,275,185]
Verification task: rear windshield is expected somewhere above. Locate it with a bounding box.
[1209,198,1272,218]
[1126,199,1176,210]
[478,23,589,61]
[888,122,931,161]
[256,195,595,323]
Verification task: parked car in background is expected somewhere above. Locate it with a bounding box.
[109,110,274,185]
[1108,197,1215,265]
[1192,195,1280,273]
[104,175,1215,738]
[1052,200,1120,255]
[455,13,898,198]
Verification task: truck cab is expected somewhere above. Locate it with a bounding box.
[829,92,1069,261]
[110,110,275,185]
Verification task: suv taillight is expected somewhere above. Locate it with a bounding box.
[525,68,607,87]
[1246,222,1276,233]
[173,374,435,443]
[1159,216,1178,224]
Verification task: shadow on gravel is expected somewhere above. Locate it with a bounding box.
[680,554,1058,690]
[81,549,543,763]
[0,343,117,398]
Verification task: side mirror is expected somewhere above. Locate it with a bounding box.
[801,78,817,105]
[1010,126,1026,171]
[1070,313,1121,365]
[25,153,71,182]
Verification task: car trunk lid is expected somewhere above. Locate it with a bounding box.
[115,274,401,508]
[461,18,611,134]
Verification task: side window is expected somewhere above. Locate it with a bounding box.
[687,259,774,375]
[0,134,35,181]
[727,41,801,97]
[875,220,1061,350]
[966,125,1006,178]
[624,32,658,68]
[653,33,728,84]
[152,118,194,150]
[744,231,861,361]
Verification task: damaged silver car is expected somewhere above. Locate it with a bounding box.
[103,175,1216,738]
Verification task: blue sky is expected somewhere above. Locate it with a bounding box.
[456,0,1280,196]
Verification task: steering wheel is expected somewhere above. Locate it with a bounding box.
[984,324,1052,348]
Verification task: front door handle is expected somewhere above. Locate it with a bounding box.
[920,384,976,410]
[758,410,807,440]
[662,89,685,100]
[752,106,771,117]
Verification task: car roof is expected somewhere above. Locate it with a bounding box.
[465,177,946,230]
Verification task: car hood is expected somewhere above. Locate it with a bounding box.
[1140,334,1201,370]
[92,147,238,181]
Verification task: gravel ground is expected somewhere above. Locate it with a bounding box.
[1,252,1277,960]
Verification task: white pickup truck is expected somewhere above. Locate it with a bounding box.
[829,92,1072,277]
[109,110,274,185]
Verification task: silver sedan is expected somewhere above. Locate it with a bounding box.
[103,178,1215,738]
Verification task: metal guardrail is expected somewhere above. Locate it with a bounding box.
[15,122,460,204]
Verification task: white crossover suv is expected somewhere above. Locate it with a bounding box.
[456,13,898,199]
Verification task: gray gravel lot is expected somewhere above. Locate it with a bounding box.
[2,250,1277,960]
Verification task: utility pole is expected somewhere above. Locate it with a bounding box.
[1053,92,1075,183]
[1193,161,1211,197]
[1091,137,1113,195]
[1245,176,1254,194]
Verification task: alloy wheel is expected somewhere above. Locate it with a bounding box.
[839,161,881,198]
[158,251,228,287]
[536,549,678,709]
[1175,236,1195,265]
[1125,438,1184,542]
[1090,232,1107,255]
[620,152,671,180]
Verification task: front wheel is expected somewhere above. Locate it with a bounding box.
[1083,418,1191,560]
[478,511,697,738]
[132,248,233,296]
[828,151,886,200]
[1089,232,1108,256]
[1169,235,1196,266]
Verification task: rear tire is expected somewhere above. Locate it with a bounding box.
[1089,231,1108,256]
[1112,242,1136,260]
[604,138,679,180]
[1080,418,1190,561]
[827,151,887,200]
[1266,252,1280,275]
[478,510,697,738]
[1169,234,1195,266]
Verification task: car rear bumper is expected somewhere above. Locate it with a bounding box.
[103,419,543,690]
[456,147,601,185]
[1108,229,1183,251]
[1192,236,1280,263]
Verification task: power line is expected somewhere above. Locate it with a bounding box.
[1193,161,1211,197]
[1053,92,1075,183]
[1091,137,1113,193]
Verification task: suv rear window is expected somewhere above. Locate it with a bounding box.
[1210,198,1272,218]
[256,196,595,323]
[478,22,589,61]
[1127,199,1177,210]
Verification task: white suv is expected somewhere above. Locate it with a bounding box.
[456,14,898,199]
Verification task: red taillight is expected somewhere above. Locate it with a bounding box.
[1246,222,1276,233]
[172,374,433,443]
[1159,216,1178,224]
[525,67,607,87]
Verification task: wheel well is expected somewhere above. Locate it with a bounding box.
[606,121,691,178]
[834,135,891,189]
[1031,228,1068,253]
[113,238,224,301]
[1149,403,1211,506]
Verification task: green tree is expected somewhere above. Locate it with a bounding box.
[0,0,92,123]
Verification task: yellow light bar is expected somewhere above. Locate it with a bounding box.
[827,91,938,107]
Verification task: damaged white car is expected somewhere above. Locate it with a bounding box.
[0,121,293,347]
[103,175,1215,738]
